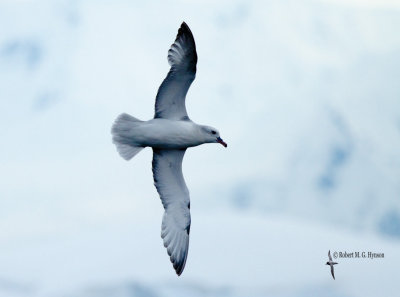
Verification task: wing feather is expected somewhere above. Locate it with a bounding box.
[154,22,197,120]
[152,149,191,275]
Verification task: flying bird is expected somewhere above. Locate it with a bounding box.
[111,22,227,275]
[326,250,338,280]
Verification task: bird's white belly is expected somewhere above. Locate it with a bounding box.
[134,119,202,149]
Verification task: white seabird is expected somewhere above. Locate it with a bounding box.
[326,250,338,280]
[111,22,227,276]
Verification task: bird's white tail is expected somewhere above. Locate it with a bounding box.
[111,113,144,160]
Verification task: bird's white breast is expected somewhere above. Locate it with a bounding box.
[135,119,203,149]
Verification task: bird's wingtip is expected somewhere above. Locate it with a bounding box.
[174,263,185,276]
[176,270,183,276]
[179,21,192,33]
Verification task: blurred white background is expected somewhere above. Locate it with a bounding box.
[0,0,399,296]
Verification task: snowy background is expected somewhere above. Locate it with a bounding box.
[0,0,400,296]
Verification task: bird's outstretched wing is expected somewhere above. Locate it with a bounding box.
[152,149,191,275]
[154,22,197,120]
[328,250,332,261]
[330,265,335,280]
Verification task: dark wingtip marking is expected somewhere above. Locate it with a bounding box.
[176,266,184,276]
[181,21,189,31]
[177,21,194,41]
[174,257,187,276]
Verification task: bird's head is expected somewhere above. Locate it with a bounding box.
[200,125,227,147]
[325,262,330,265]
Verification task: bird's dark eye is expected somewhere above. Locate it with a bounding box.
[211,130,216,135]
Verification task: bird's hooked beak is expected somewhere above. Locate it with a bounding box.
[217,137,227,147]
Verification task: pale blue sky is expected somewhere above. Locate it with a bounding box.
[0,1,399,296]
